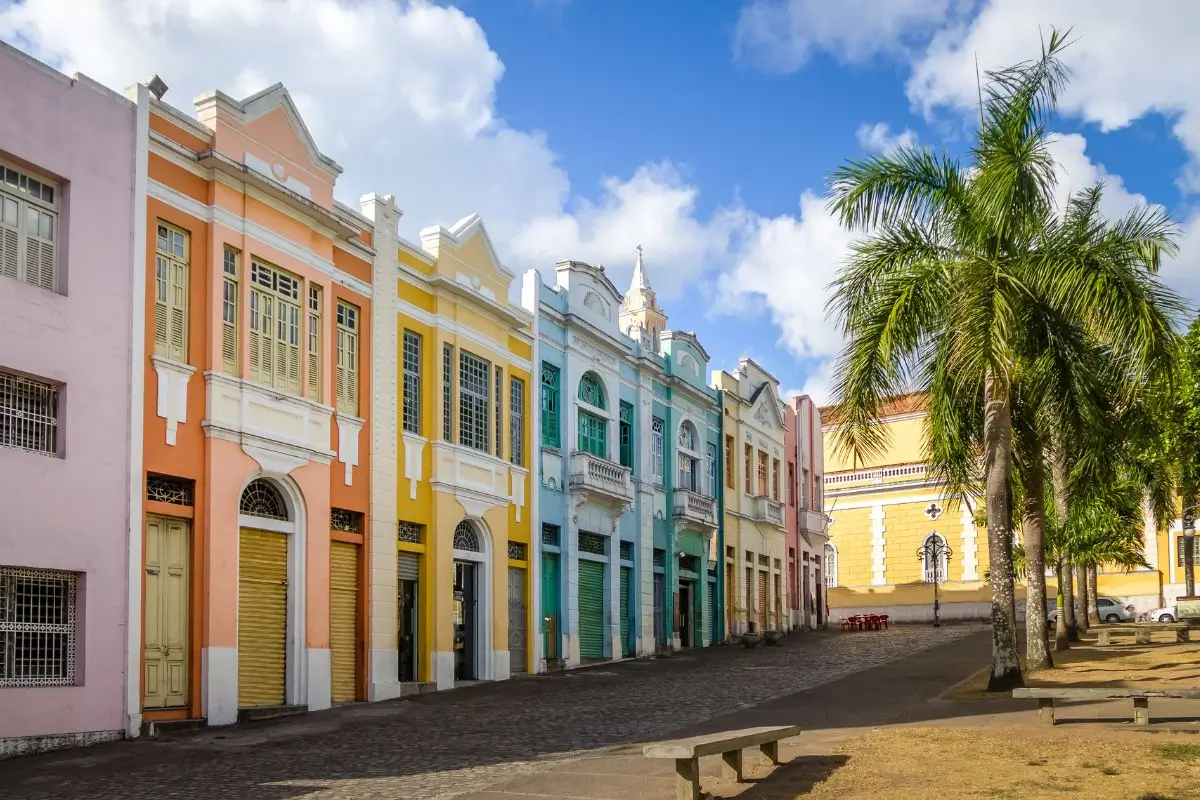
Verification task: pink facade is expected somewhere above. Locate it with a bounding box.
[0,44,143,753]
[790,395,826,629]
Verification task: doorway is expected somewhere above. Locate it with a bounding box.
[143,515,190,710]
[679,581,694,647]
[398,552,419,683]
[453,560,478,681]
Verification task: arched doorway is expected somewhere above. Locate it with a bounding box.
[237,477,304,710]
[452,519,491,682]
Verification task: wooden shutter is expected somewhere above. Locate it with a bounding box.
[154,223,189,361]
[306,286,321,400]
[336,301,359,415]
[24,213,56,292]
[0,196,18,279]
[221,247,239,374]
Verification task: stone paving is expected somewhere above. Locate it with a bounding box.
[0,624,981,800]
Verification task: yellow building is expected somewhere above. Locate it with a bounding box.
[366,205,533,696]
[821,394,1166,621]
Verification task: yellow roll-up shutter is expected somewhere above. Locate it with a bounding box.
[238,528,288,708]
[330,541,359,703]
[758,570,769,632]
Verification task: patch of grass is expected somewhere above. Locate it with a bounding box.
[1156,743,1200,760]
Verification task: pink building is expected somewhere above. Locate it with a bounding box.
[0,43,146,756]
[790,395,827,629]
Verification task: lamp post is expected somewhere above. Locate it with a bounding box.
[1184,510,1197,599]
[917,535,953,628]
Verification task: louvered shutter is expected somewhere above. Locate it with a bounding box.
[0,197,19,279]
[221,278,238,374]
[25,228,55,292]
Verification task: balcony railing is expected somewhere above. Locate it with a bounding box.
[824,462,927,487]
[673,489,716,529]
[752,495,784,526]
[569,451,634,505]
[798,509,827,533]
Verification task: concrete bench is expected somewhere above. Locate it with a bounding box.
[1014,687,1200,725]
[1096,623,1189,646]
[643,724,803,800]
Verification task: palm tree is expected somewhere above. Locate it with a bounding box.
[826,29,1182,691]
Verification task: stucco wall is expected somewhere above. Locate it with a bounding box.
[0,46,137,742]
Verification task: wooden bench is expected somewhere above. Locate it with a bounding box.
[1095,623,1189,646]
[643,725,803,800]
[1014,687,1200,725]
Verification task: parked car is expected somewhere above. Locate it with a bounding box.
[1140,605,1178,623]
[1046,596,1136,625]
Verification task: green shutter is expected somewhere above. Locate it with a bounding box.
[542,553,560,660]
[619,402,633,467]
[541,363,560,447]
[578,410,607,458]
[620,566,632,657]
[578,560,606,660]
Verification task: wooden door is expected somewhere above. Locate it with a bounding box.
[143,516,190,709]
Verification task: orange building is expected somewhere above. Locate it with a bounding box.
[135,79,375,728]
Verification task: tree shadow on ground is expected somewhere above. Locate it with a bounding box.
[727,754,850,799]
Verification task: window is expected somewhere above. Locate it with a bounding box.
[744,444,752,492]
[306,285,322,400]
[495,365,504,458]
[619,401,633,468]
[707,442,717,495]
[787,461,796,506]
[0,567,79,687]
[772,458,780,500]
[240,479,288,520]
[725,435,735,489]
[454,521,482,552]
[678,452,696,491]
[651,416,664,485]
[221,246,240,374]
[0,163,58,292]
[922,534,948,583]
[442,343,454,441]
[541,524,561,547]
[154,222,189,361]
[0,370,58,456]
[458,350,490,452]
[578,372,605,409]
[824,543,838,588]
[335,301,359,414]
[800,466,810,509]
[578,410,607,458]
[1178,536,1194,568]
[540,362,560,448]
[678,421,696,451]
[757,451,768,496]
[248,258,301,394]
[398,521,425,544]
[510,376,525,466]
[330,508,362,533]
[402,330,422,434]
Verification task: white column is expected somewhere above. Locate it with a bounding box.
[1142,496,1160,572]
[960,503,979,581]
[870,504,887,586]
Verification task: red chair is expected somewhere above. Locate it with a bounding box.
[878,614,889,630]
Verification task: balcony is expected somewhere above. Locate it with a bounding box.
[569,451,634,506]
[798,509,827,534]
[673,489,717,530]
[751,495,784,527]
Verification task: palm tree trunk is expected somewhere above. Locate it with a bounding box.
[1050,440,1077,642]
[1183,485,1197,598]
[1021,447,1052,671]
[1076,562,1090,634]
[1088,566,1101,624]
[983,374,1023,691]
[1054,561,1071,651]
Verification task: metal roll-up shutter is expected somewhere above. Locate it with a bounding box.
[508,567,527,674]
[725,565,734,637]
[758,570,769,632]
[330,542,359,703]
[706,580,716,645]
[619,566,632,657]
[578,560,606,659]
[238,528,287,708]
[398,551,420,581]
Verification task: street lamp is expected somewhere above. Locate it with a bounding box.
[917,535,953,628]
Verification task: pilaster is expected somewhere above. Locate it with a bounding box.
[869,504,886,586]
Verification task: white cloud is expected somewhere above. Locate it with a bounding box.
[783,360,835,405]
[855,122,918,155]
[733,0,954,73]
[0,0,726,293]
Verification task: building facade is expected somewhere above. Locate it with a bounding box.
[137,81,374,727]
[790,395,827,630]
[0,44,144,756]
[713,359,789,637]
[370,213,534,693]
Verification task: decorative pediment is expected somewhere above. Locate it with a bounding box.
[419,213,515,302]
[749,382,785,430]
[678,351,700,377]
[583,290,611,318]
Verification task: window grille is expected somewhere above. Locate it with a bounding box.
[221,246,240,375]
[239,479,288,520]
[402,330,422,434]
[398,521,424,544]
[0,567,78,687]
[579,532,606,555]
[507,541,528,561]
[653,548,665,568]
[680,555,699,574]
[922,535,948,583]
[306,286,322,400]
[330,508,362,533]
[0,371,58,456]
[154,222,189,361]
[541,524,560,547]
[1,164,58,292]
[494,365,504,458]
[620,541,633,562]
[458,350,490,452]
[618,402,633,468]
[578,409,607,458]
[442,344,454,440]
[248,259,301,395]
[678,421,696,451]
[758,554,769,567]
[453,521,481,552]
[146,474,194,506]
[509,376,524,466]
[335,301,359,414]
[651,417,664,485]
[540,362,560,447]
[578,372,605,408]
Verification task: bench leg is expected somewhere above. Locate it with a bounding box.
[721,749,744,782]
[760,740,780,766]
[1038,698,1056,725]
[1097,631,1111,646]
[1133,697,1150,726]
[1179,628,1190,643]
[1136,630,1151,645]
[674,758,700,800]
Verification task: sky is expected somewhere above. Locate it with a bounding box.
[4,0,1200,404]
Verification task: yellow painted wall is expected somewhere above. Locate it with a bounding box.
[825,415,925,473]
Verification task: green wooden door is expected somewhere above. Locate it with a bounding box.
[619,566,632,657]
[541,553,560,661]
[578,560,606,660]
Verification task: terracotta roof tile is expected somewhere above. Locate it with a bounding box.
[820,391,926,425]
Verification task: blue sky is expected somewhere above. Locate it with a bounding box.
[4,0,1199,402]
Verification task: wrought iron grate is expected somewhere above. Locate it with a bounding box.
[331,508,362,533]
[579,532,606,556]
[541,524,560,547]
[454,521,482,552]
[398,521,424,544]
[240,479,288,520]
[507,541,528,561]
[653,548,666,568]
[0,567,78,687]
[146,474,194,506]
[0,371,59,456]
[619,541,633,562]
[680,555,700,574]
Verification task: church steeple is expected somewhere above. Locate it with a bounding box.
[619,244,667,344]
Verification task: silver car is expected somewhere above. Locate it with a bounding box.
[1046,596,1136,625]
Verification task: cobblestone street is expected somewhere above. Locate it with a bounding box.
[1,625,982,800]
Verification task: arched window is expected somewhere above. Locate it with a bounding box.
[453,520,482,552]
[823,542,838,588]
[922,533,949,583]
[578,372,605,409]
[240,479,288,520]
[678,420,697,452]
